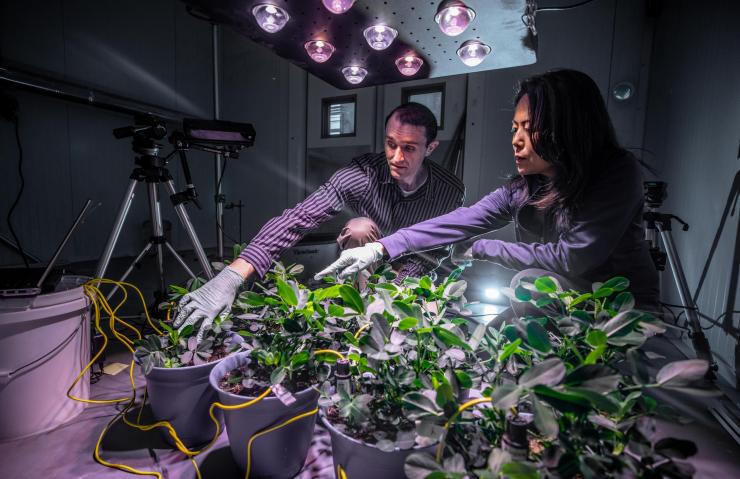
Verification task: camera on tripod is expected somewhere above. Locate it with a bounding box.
[95,115,255,301]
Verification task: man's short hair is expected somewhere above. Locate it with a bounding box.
[385,102,438,145]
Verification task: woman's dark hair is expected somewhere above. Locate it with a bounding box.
[513,69,626,230]
[385,102,438,145]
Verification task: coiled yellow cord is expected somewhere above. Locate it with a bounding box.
[73,279,332,479]
[435,397,492,462]
[337,464,349,479]
[353,323,371,339]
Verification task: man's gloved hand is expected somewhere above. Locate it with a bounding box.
[173,267,244,342]
[451,239,476,268]
[314,242,385,280]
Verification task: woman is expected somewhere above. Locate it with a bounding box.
[316,69,659,309]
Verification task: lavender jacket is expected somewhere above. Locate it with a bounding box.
[379,153,659,305]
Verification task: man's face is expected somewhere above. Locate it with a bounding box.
[512,94,554,177]
[384,114,439,187]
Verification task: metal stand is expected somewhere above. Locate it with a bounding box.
[94,135,213,300]
[644,209,717,378]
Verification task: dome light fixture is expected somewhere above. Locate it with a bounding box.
[322,0,355,14]
[251,3,290,33]
[456,39,492,66]
[434,0,476,37]
[363,25,398,50]
[342,66,368,84]
[304,40,336,63]
[395,55,424,76]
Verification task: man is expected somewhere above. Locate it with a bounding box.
[174,102,465,340]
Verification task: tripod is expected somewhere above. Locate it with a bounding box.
[643,181,718,378]
[95,124,213,301]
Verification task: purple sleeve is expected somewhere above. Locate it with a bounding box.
[240,162,369,277]
[379,186,514,259]
[471,160,644,276]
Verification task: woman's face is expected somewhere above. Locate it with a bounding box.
[512,94,555,177]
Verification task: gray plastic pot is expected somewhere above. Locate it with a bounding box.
[143,334,243,449]
[321,413,436,479]
[209,352,319,478]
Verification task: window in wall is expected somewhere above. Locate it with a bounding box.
[402,84,445,130]
[322,96,357,138]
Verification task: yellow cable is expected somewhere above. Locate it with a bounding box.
[353,323,370,339]
[245,407,319,479]
[435,397,491,462]
[313,349,346,361]
[337,464,348,479]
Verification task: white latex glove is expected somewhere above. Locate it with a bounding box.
[451,240,475,268]
[314,242,385,280]
[173,266,243,342]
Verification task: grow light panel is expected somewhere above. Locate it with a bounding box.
[181,0,536,89]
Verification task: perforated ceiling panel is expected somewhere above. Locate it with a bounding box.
[182,0,537,89]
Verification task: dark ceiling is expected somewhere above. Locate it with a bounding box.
[182,0,538,89]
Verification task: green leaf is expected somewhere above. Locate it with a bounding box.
[532,394,559,439]
[611,291,635,312]
[328,304,346,317]
[568,387,619,413]
[532,385,591,414]
[276,279,298,306]
[435,382,455,409]
[398,317,418,330]
[403,392,442,419]
[584,345,606,365]
[569,293,592,308]
[419,276,433,290]
[404,452,442,479]
[526,321,551,353]
[290,351,309,367]
[339,285,365,314]
[270,366,288,385]
[602,276,630,292]
[500,461,539,479]
[433,327,471,350]
[534,276,558,293]
[585,329,608,347]
[514,285,532,301]
[519,357,566,388]
[535,296,556,308]
[490,384,522,410]
[656,359,709,387]
[593,287,614,299]
[443,280,467,299]
[498,338,523,362]
[455,370,473,389]
[502,325,521,343]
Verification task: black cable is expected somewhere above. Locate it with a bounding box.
[537,0,600,12]
[216,155,228,193]
[6,115,30,268]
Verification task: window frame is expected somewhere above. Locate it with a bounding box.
[321,95,358,138]
[401,83,446,130]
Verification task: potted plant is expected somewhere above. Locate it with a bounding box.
[209,261,358,478]
[320,268,487,479]
[133,278,243,449]
[403,275,719,479]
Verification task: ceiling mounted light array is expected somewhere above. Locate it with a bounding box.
[322,0,356,14]
[252,2,429,86]
[251,3,290,33]
[304,40,336,63]
[435,0,476,37]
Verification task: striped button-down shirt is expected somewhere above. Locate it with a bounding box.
[240,152,465,279]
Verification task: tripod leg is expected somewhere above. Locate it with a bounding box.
[658,226,716,378]
[164,180,214,280]
[164,241,197,279]
[105,241,153,301]
[95,178,138,280]
[147,182,167,296]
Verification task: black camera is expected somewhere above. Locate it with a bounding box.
[644,181,667,209]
